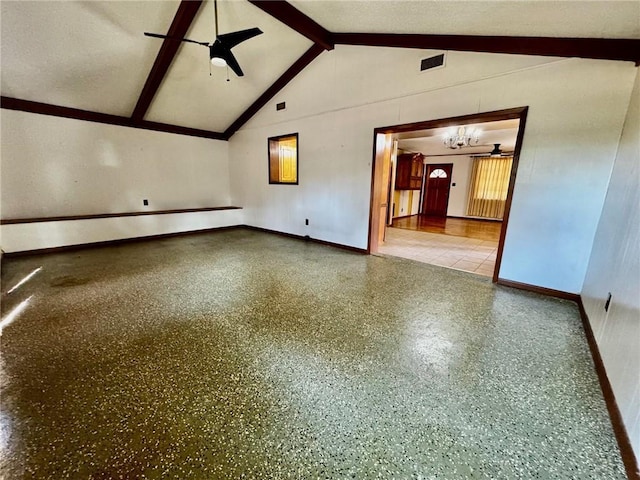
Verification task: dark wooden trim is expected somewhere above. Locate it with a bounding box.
[493,107,528,282]
[496,278,580,302]
[420,151,514,158]
[446,215,502,223]
[1,207,241,225]
[1,224,366,257]
[242,225,367,254]
[494,279,639,477]
[577,298,640,480]
[131,0,204,121]
[377,107,527,135]
[135,119,224,139]
[247,1,333,51]
[1,226,242,257]
[224,44,325,138]
[1,96,226,140]
[333,33,640,64]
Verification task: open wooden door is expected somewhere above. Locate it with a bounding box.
[368,134,393,253]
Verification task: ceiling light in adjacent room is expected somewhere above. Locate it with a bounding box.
[490,143,503,157]
[443,126,480,149]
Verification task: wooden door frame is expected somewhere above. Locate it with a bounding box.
[367,106,529,283]
[422,163,454,217]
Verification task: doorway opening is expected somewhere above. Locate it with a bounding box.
[368,107,528,282]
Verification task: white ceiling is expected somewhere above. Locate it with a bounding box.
[145,0,312,132]
[397,119,519,157]
[290,1,640,39]
[1,1,638,134]
[1,1,180,116]
[0,0,312,131]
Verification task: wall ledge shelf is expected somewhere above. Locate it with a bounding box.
[1,206,242,225]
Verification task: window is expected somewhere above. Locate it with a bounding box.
[467,157,513,219]
[268,133,298,184]
[429,168,448,178]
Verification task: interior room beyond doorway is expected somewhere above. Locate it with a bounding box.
[376,115,521,278]
[379,216,500,277]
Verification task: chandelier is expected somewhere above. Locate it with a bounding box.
[443,126,480,149]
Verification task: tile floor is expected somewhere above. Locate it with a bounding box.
[0,229,625,478]
[379,227,497,276]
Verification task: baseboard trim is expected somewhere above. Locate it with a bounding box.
[496,278,580,302]
[1,224,368,258]
[577,298,640,480]
[446,215,503,223]
[1,225,242,257]
[498,278,638,477]
[241,225,367,254]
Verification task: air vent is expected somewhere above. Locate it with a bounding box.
[276,102,286,111]
[420,54,445,72]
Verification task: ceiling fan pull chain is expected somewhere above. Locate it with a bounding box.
[226,65,230,82]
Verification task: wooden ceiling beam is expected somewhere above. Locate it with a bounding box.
[333,33,640,64]
[247,0,333,50]
[2,96,226,140]
[224,44,325,139]
[131,0,204,121]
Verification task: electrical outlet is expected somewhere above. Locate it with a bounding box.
[143,199,149,206]
[305,219,309,225]
[604,292,612,312]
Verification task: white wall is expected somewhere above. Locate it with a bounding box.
[1,109,232,217]
[582,69,640,462]
[1,209,243,253]
[393,190,420,218]
[1,110,241,251]
[229,46,636,294]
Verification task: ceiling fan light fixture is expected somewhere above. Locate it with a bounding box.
[210,56,227,67]
[490,144,503,157]
[144,0,262,79]
[443,126,480,149]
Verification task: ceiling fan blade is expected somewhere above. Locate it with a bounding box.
[217,28,263,49]
[144,32,209,46]
[223,50,244,77]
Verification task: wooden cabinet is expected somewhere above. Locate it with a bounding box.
[395,153,424,190]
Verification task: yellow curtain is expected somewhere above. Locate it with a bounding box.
[466,157,513,219]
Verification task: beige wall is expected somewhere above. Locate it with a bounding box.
[582,68,640,461]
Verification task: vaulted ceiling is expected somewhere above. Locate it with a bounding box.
[2,1,639,141]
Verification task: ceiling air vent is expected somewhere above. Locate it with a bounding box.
[420,54,445,72]
[276,102,286,111]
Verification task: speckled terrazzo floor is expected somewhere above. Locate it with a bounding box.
[0,229,625,479]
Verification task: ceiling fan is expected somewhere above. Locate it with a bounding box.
[144,0,262,77]
[471,144,513,158]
